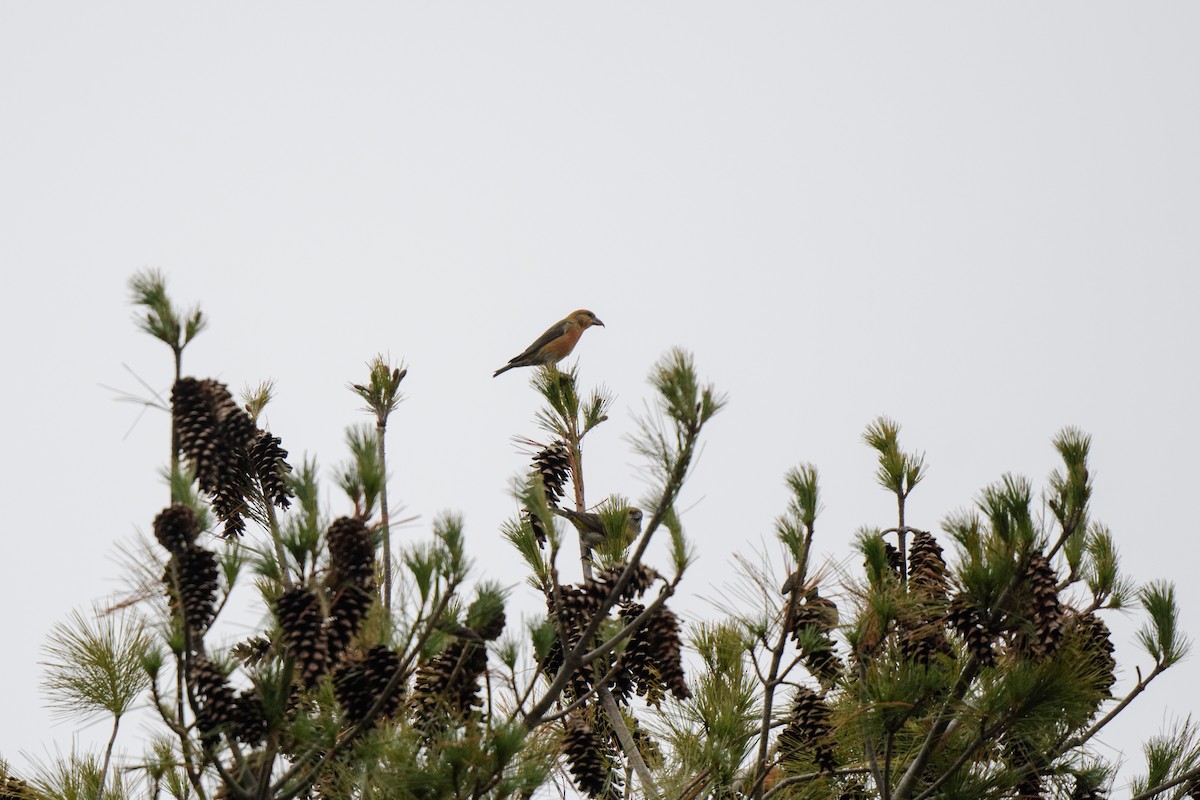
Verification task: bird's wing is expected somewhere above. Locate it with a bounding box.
[509,318,570,362]
[555,508,602,532]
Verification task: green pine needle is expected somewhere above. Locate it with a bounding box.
[41,606,153,721]
[432,512,468,584]
[1137,580,1191,666]
[128,269,205,352]
[350,355,407,419]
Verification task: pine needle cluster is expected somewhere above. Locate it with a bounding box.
[12,275,1198,800]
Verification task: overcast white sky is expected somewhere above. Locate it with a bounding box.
[2,3,1198,794]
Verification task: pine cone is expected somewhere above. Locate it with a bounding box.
[333,658,374,723]
[1066,611,1116,708]
[555,584,606,635]
[540,636,593,702]
[230,689,267,746]
[802,641,844,689]
[173,545,218,635]
[778,686,836,772]
[884,542,904,577]
[615,604,690,705]
[788,588,839,640]
[563,717,621,800]
[154,504,199,554]
[898,619,951,666]
[191,657,237,744]
[276,587,329,687]
[591,563,660,602]
[327,517,375,589]
[1021,551,1063,659]
[646,606,691,701]
[526,510,549,548]
[543,584,609,702]
[334,644,402,724]
[411,638,488,726]
[615,603,655,704]
[948,594,997,667]
[475,607,507,642]
[326,584,374,664]
[362,644,402,714]
[908,531,949,602]
[252,430,294,510]
[0,774,31,800]
[531,441,572,507]
[897,534,951,665]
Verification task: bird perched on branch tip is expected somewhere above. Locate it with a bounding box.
[554,506,643,549]
[493,310,604,377]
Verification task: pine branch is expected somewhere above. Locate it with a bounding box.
[1056,662,1168,755]
[1128,764,1200,800]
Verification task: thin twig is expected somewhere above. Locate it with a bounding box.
[762,767,872,800]
[95,715,121,800]
[377,414,393,613]
[262,500,291,590]
[537,656,627,724]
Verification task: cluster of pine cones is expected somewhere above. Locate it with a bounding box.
[153,496,265,746]
[542,563,688,707]
[775,529,1116,784]
[172,377,293,537]
[162,377,524,750]
[153,505,386,745]
[275,518,376,685]
[155,504,218,637]
[539,563,687,799]
[409,605,507,730]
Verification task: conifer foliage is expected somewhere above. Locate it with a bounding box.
[9,272,1200,800]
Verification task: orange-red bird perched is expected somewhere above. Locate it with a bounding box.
[493,310,604,377]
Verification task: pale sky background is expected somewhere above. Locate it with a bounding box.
[2,3,1198,795]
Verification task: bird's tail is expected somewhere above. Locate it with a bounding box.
[493,364,514,378]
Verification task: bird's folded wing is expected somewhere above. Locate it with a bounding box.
[512,319,569,360]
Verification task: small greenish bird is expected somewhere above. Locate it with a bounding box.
[553,506,643,549]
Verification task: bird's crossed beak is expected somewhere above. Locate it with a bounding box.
[591,318,605,327]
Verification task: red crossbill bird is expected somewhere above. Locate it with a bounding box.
[493,310,604,377]
[554,506,643,549]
